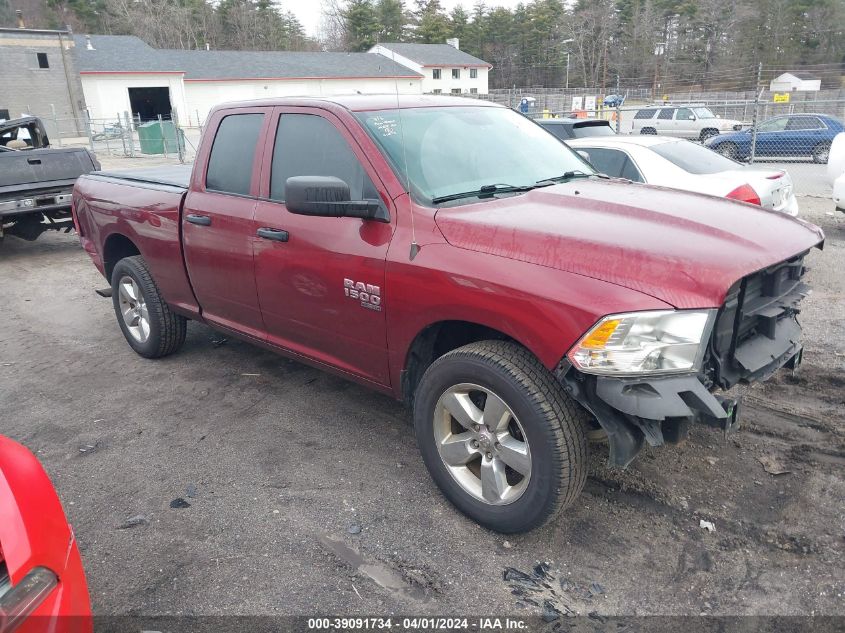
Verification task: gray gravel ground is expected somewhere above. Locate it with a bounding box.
[0,195,843,619]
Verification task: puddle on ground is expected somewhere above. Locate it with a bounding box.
[318,534,429,602]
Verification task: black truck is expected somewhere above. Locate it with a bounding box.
[0,116,99,242]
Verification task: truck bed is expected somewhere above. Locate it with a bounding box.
[73,168,199,318]
[0,147,99,201]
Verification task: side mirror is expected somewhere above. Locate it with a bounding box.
[688,115,695,120]
[285,176,387,222]
[576,150,591,163]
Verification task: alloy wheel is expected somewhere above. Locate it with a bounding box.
[117,275,150,343]
[433,383,531,505]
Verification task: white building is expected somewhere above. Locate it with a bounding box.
[769,72,822,93]
[369,41,491,95]
[74,35,423,126]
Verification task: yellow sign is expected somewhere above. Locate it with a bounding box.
[773,93,790,103]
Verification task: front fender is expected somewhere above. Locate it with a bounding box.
[385,244,670,396]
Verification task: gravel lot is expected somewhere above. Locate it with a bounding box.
[1,185,843,619]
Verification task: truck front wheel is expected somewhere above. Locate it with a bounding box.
[111,256,186,358]
[413,341,589,533]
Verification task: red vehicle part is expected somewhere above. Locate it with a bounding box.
[0,437,91,633]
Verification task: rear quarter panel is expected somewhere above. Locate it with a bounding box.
[73,175,199,317]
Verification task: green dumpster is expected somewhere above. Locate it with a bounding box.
[137,120,182,155]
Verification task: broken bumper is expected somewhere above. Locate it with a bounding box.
[558,347,801,468]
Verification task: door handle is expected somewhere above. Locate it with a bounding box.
[257,227,289,242]
[27,158,42,165]
[186,214,212,226]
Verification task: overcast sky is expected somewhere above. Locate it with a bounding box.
[277,0,529,38]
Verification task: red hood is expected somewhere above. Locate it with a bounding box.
[434,180,824,308]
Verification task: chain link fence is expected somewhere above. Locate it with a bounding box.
[22,93,844,197]
[27,109,198,163]
[514,94,844,198]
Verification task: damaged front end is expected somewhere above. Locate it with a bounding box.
[557,250,813,468]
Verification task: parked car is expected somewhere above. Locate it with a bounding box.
[0,436,92,633]
[705,113,845,164]
[603,94,625,108]
[631,104,743,141]
[73,96,823,533]
[537,117,616,140]
[568,136,799,215]
[834,172,845,212]
[0,116,100,243]
[828,133,845,211]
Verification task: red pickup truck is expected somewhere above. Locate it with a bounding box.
[72,96,824,533]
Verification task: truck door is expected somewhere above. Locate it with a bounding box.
[252,108,394,386]
[182,107,272,339]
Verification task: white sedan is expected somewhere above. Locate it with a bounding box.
[827,132,845,212]
[567,136,799,216]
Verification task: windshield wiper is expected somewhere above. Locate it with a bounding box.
[535,170,604,185]
[431,183,538,205]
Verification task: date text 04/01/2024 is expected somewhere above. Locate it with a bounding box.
[306,617,529,630]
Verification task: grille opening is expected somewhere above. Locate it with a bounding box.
[707,252,808,389]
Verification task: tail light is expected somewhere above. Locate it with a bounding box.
[766,172,784,180]
[726,184,761,206]
[0,567,59,633]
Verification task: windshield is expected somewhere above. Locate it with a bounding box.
[693,107,716,119]
[651,140,741,174]
[356,106,593,205]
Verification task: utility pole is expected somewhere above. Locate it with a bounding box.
[652,42,665,101]
[601,44,608,94]
[565,52,570,89]
[561,39,573,91]
[749,62,763,164]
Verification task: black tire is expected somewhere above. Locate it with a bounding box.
[716,142,738,160]
[413,340,589,533]
[812,142,831,164]
[640,127,657,135]
[699,128,719,142]
[111,255,186,358]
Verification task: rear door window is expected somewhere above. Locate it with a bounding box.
[634,109,657,120]
[206,113,264,195]
[786,116,824,131]
[582,147,644,182]
[657,108,675,120]
[270,114,377,202]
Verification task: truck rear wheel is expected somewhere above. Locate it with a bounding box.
[413,341,589,533]
[111,256,186,358]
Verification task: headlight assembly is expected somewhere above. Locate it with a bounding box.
[567,310,716,376]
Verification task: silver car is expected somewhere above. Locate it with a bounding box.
[631,105,744,142]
